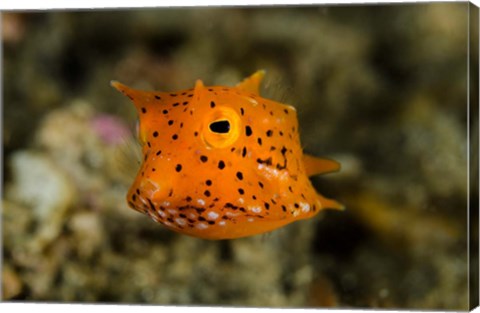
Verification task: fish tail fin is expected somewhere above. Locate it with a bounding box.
[303,154,340,177]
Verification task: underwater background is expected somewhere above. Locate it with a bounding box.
[2,3,478,309]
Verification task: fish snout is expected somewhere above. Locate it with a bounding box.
[127,172,175,213]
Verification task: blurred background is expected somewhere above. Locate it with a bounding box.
[2,3,477,309]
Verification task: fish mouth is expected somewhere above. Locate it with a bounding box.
[127,177,172,213]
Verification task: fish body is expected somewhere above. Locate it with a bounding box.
[112,70,342,239]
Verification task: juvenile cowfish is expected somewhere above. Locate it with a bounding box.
[111,70,343,239]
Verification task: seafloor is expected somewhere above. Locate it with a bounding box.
[2,3,478,309]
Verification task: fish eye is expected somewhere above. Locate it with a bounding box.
[209,120,230,134]
[202,106,241,149]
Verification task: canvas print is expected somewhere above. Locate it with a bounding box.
[2,3,478,310]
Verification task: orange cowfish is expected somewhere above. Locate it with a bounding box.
[111,70,343,240]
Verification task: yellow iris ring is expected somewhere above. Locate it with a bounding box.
[202,106,241,149]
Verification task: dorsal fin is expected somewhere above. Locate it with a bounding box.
[194,79,205,99]
[303,154,340,177]
[236,70,266,95]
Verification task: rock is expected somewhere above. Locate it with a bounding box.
[2,265,23,299]
[7,151,75,251]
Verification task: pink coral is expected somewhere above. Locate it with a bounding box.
[90,115,132,145]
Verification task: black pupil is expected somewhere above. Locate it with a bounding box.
[209,120,230,133]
